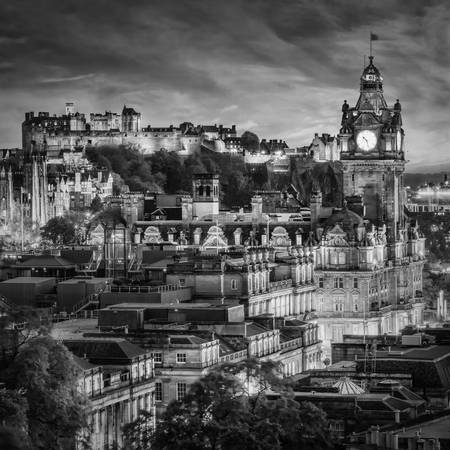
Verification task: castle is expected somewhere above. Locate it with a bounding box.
[22,104,239,158]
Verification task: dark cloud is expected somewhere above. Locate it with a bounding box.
[0,0,448,164]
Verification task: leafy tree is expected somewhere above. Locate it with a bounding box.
[0,389,29,444]
[2,336,88,450]
[0,305,46,369]
[124,359,332,450]
[41,216,76,245]
[90,195,103,213]
[0,426,26,450]
[92,207,127,228]
[241,131,260,152]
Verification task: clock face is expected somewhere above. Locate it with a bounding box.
[356,130,377,151]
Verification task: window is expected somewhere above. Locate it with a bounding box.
[179,279,185,287]
[318,277,324,288]
[155,382,162,401]
[333,295,344,312]
[353,278,359,289]
[334,277,344,289]
[152,352,162,363]
[177,382,187,400]
[318,295,324,312]
[231,279,237,290]
[176,353,187,363]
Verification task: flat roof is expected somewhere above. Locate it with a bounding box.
[376,345,450,361]
[397,416,450,439]
[50,318,98,340]
[0,277,55,284]
[105,302,239,310]
[58,278,110,285]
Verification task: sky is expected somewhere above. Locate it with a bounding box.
[0,0,448,166]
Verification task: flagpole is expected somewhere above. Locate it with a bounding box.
[20,189,24,253]
[370,32,372,57]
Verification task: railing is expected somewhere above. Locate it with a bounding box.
[394,303,412,310]
[219,350,248,363]
[72,293,100,314]
[104,284,184,294]
[269,279,293,291]
[369,304,393,314]
[48,310,99,323]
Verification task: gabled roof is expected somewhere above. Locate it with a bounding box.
[65,338,148,364]
[72,354,100,371]
[60,249,93,264]
[17,255,76,268]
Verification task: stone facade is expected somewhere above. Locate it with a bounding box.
[70,339,156,450]
[22,105,237,157]
[311,56,426,350]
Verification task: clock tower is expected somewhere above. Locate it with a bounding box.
[338,56,405,243]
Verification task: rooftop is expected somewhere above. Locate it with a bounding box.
[64,338,148,362]
[376,345,450,361]
[105,302,237,310]
[0,276,55,284]
[16,255,76,268]
[397,415,450,439]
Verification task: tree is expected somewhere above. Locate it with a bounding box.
[41,216,76,245]
[0,390,29,445]
[0,305,46,369]
[241,131,260,152]
[2,336,88,450]
[0,426,26,450]
[124,359,332,450]
[90,195,103,213]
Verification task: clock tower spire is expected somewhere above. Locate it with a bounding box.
[338,56,406,244]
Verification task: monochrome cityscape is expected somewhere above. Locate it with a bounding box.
[1,1,449,449]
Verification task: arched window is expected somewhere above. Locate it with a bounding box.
[206,186,211,196]
[199,185,204,196]
[330,251,337,265]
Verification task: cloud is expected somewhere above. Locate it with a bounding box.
[39,73,96,84]
[220,104,238,114]
[0,0,448,165]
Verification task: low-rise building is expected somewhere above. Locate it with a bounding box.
[68,338,156,450]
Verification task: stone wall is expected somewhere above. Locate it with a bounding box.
[22,127,203,155]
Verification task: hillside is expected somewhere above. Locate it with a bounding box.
[86,146,344,209]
